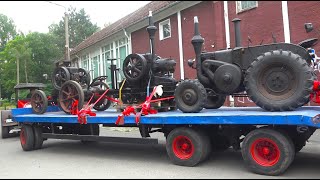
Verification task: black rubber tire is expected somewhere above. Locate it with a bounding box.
[241,128,295,176]
[174,80,207,113]
[204,95,226,109]
[90,81,112,111]
[20,124,35,151]
[166,127,210,166]
[244,50,314,111]
[33,126,43,150]
[52,66,71,90]
[59,80,84,114]
[31,90,48,114]
[1,126,10,139]
[198,130,212,162]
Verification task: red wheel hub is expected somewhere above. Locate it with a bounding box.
[20,128,26,145]
[172,135,194,159]
[250,138,280,167]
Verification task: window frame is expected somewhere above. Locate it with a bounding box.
[159,19,171,41]
[236,1,258,14]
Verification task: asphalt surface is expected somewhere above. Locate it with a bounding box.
[1,127,320,179]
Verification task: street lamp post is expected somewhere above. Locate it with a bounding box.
[46,1,70,62]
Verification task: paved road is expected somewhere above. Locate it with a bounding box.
[1,128,320,179]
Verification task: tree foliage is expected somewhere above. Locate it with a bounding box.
[49,6,100,55]
[0,13,17,52]
[0,33,60,99]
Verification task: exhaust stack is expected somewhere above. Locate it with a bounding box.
[146,11,157,63]
[232,18,242,48]
[191,16,210,85]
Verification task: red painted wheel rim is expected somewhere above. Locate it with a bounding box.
[172,135,194,159]
[250,138,280,167]
[20,128,26,145]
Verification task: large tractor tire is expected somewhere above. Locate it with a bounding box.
[174,80,207,113]
[244,50,314,111]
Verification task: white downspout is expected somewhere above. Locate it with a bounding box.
[224,1,231,49]
[177,11,184,80]
[282,1,291,43]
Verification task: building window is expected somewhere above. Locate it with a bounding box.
[159,19,171,40]
[91,55,100,79]
[102,43,114,84]
[115,37,129,82]
[236,1,258,13]
[81,54,89,70]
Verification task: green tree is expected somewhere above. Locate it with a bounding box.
[0,33,60,99]
[49,6,100,55]
[0,35,30,99]
[0,13,17,52]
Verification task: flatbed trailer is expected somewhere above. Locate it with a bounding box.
[10,106,320,176]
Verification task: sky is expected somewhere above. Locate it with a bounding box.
[0,1,150,34]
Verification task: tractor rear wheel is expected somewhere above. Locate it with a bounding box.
[244,50,314,111]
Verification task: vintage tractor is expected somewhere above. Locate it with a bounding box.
[174,16,317,112]
[51,11,177,114]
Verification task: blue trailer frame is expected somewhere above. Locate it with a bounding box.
[10,106,320,176]
[11,106,320,127]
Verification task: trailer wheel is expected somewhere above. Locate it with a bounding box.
[166,127,210,166]
[244,50,313,111]
[33,126,43,150]
[241,128,295,176]
[204,95,226,109]
[174,80,207,113]
[31,90,48,114]
[59,80,84,114]
[20,124,35,151]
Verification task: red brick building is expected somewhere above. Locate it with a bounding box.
[71,1,320,107]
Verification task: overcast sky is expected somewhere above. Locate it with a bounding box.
[0,1,150,34]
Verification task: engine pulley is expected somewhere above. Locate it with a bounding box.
[213,64,242,93]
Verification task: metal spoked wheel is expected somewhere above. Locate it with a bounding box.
[59,80,84,114]
[123,53,148,82]
[31,90,48,114]
[90,81,112,111]
[52,67,71,90]
[78,68,91,87]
